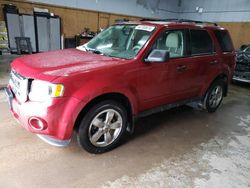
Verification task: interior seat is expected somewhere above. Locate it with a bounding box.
[165,32,180,57]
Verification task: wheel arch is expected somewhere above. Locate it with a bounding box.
[202,73,229,98]
[74,92,135,133]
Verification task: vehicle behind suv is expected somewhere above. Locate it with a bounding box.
[233,44,250,83]
[5,19,235,153]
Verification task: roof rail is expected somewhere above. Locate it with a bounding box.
[140,18,165,22]
[140,18,218,26]
[178,19,218,26]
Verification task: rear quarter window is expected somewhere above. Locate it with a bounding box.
[190,29,213,55]
[214,30,234,52]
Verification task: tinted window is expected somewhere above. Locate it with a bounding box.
[214,30,233,52]
[190,29,213,55]
[152,30,185,58]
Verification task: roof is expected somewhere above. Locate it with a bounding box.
[115,19,225,30]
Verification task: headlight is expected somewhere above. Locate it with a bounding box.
[29,80,64,102]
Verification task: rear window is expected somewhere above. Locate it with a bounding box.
[190,29,213,55]
[214,30,233,52]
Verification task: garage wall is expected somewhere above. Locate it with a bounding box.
[27,0,179,19]
[178,0,250,48]
[0,0,141,37]
[0,0,179,37]
[0,0,250,48]
[219,22,250,49]
[179,0,250,22]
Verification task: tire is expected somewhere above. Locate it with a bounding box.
[77,100,127,154]
[204,80,225,113]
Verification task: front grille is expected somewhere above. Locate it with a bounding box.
[9,70,28,103]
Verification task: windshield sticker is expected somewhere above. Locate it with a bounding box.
[135,25,155,32]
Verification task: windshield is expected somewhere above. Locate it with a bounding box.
[85,24,155,59]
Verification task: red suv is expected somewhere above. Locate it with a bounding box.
[5,19,235,153]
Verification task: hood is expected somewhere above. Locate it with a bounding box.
[11,49,127,80]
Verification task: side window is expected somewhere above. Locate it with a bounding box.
[214,30,233,52]
[190,29,213,55]
[152,30,185,58]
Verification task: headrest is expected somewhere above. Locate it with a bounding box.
[166,33,179,48]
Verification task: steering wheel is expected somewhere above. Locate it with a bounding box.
[132,45,141,53]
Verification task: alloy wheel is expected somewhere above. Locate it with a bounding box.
[88,109,123,147]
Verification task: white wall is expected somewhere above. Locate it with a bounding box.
[27,0,179,19]
[179,0,250,22]
[27,0,250,22]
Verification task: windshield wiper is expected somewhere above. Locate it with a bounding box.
[86,47,103,55]
[90,49,103,55]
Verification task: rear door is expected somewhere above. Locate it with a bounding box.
[183,29,218,97]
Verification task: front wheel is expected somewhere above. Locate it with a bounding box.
[204,80,225,113]
[77,100,127,153]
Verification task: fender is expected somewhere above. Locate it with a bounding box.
[76,85,139,115]
[199,64,230,97]
[57,84,139,139]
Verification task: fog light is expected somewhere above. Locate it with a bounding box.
[28,117,47,131]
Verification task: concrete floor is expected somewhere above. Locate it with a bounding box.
[0,55,250,188]
[0,55,19,89]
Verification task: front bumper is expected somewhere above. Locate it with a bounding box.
[5,87,83,144]
[37,134,71,147]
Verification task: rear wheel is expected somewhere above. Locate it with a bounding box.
[204,80,225,113]
[77,100,127,153]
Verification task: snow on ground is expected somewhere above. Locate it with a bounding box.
[102,115,250,188]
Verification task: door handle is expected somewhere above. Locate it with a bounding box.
[176,65,187,72]
[210,60,218,65]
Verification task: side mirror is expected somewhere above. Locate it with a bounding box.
[145,49,170,63]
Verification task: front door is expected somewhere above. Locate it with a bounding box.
[138,29,200,110]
